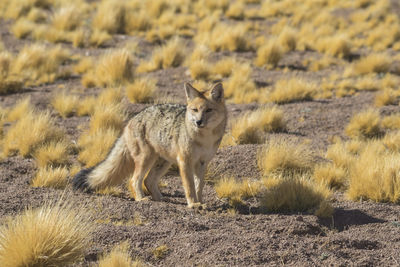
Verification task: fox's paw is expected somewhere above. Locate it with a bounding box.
[136,196,151,202]
[188,202,207,210]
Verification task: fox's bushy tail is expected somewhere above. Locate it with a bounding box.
[73,136,134,191]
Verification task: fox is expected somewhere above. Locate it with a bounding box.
[73,82,227,208]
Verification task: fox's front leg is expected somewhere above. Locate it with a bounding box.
[177,155,199,208]
[194,160,207,203]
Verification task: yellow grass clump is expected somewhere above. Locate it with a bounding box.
[229,106,286,144]
[214,177,261,206]
[374,89,397,107]
[2,110,64,157]
[98,242,144,267]
[77,96,97,116]
[213,57,238,78]
[351,53,391,75]
[137,38,186,73]
[152,245,169,260]
[345,109,383,139]
[225,1,245,20]
[224,63,258,103]
[32,166,69,189]
[255,39,283,68]
[316,35,352,58]
[0,200,93,267]
[52,5,84,32]
[258,139,315,177]
[33,141,70,167]
[261,175,333,217]
[91,49,134,87]
[313,163,347,189]
[278,27,298,52]
[6,97,32,122]
[89,30,112,48]
[126,78,156,103]
[382,114,400,130]
[92,0,126,34]
[74,57,94,74]
[11,19,35,39]
[382,131,400,152]
[12,44,70,86]
[347,146,400,203]
[268,78,317,104]
[89,104,125,133]
[200,24,251,52]
[51,91,79,118]
[0,52,23,94]
[325,140,356,170]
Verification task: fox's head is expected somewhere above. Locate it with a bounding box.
[184,82,226,130]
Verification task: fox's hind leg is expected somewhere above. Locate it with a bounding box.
[127,139,157,201]
[144,157,171,201]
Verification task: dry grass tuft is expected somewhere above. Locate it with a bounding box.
[382,131,400,152]
[214,176,261,206]
[261,175,333,217]
[92,49,134,87]
[229,106,286,144]
[89,104,125,133]
[352,53,391,75]
[313,163,347,189]
[0,200,93,267]
[268,78,317,104]
[33,141,70,167]
[152,245,169,260]
[258,139,314,177]
[382,114,400,130]
[347,146,400,203]
[32,166,69,189]
[2,110,64,157]
[126,78,157,103]
[374,89,398,107]
[52,91,79,118]
[345,109,383,139]
[213,57,238,78]
[78,128,119,167]
[224,63,259,103]
[6,97,32,122]
[137,38,185,73]
[255,39,283,68]
[98,242,144,267]
[278,27,298,52]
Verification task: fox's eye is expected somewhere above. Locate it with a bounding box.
[192,108,198,112]
[206,108,212,113]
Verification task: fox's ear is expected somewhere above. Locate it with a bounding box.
[210,82,224,102]
[184,83,202,100]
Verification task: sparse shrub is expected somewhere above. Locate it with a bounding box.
[89,30,112,48]
[6,97,32,122]
[2,110,64,157]
[89,104,125,133]
[137,38,186,73]
[224,63,258,103]
[374,89,397,107]
[32,166,69,188]
[352,53,391,75]
[345,109,383,139]
[382,131,400,152]
[93,49,134,87]
[0,200,93,267]
[126,78,156,103]
[258,139,315,177]
[152,245,169,260]
[92,0,126,34]
[261,174,332,216]
[52,91,79,118]
[213,57,237,78]
[382,114,400,130]
[255,39,283,67]
[12,44,70,86]
[269,78,317,104]
[78,128,119,167]
[313,163,347,189]
[33,141,70,167]
[347,146,400,203]
[225,1,245,20]
[52,5,83,31]
[278,27,297,52]
[229,106,286,144]
[200,24,251,52]
[98,242,144,267]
